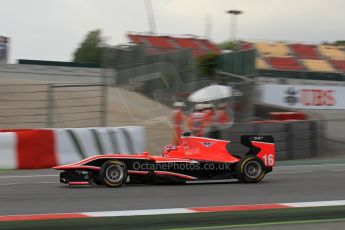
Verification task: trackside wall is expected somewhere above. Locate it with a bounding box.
[0,126,145,169]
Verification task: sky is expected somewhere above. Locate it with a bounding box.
[0,0,344,62]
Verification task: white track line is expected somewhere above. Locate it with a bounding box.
[84,208,196,217]
[0,181,56,186]
[285,200,345,208]
[36,182,56,184]
[0,175,57,179]
[0,183,21,186]
[331,169,345,172]
[278,163,345,168]
[274,170,313,174]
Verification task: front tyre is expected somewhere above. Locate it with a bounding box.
[100,160,128,187]
[236,156,265,183]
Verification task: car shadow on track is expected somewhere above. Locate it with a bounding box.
[60,178,275,189]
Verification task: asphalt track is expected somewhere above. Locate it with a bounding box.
[0,160,344,216]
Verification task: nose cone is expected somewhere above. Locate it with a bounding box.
[53,165,63,170]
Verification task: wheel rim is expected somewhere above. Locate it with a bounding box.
[105,164,124,183]
[244,161,262,179]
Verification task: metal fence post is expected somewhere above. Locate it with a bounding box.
[286,122,294,160]
[100,66,109,127]
[100,82,108,127]
[47,84,54,128]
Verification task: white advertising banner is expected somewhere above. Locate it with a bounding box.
[260,84,345,109]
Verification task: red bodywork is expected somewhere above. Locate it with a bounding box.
[54,135,275,185]
[54,135,275,171]
[164,136,239,162]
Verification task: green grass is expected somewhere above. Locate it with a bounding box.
[168,218,345,230]
[0,169,9,175]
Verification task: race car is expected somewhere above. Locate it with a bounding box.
[54,133,275,187]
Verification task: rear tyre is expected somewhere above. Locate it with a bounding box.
[236,156,265,183]
[99,160,128,187]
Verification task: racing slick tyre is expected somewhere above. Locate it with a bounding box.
[236,156,266,183]
[99,160,128,187]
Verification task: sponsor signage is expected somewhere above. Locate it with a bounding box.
[260,84,345,109]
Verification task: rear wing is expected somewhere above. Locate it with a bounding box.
[241,135,275,167]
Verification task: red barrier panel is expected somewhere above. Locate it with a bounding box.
[16,130,57,169]
[269,112,307,121]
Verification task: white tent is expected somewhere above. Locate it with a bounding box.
[188,85,232,102]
